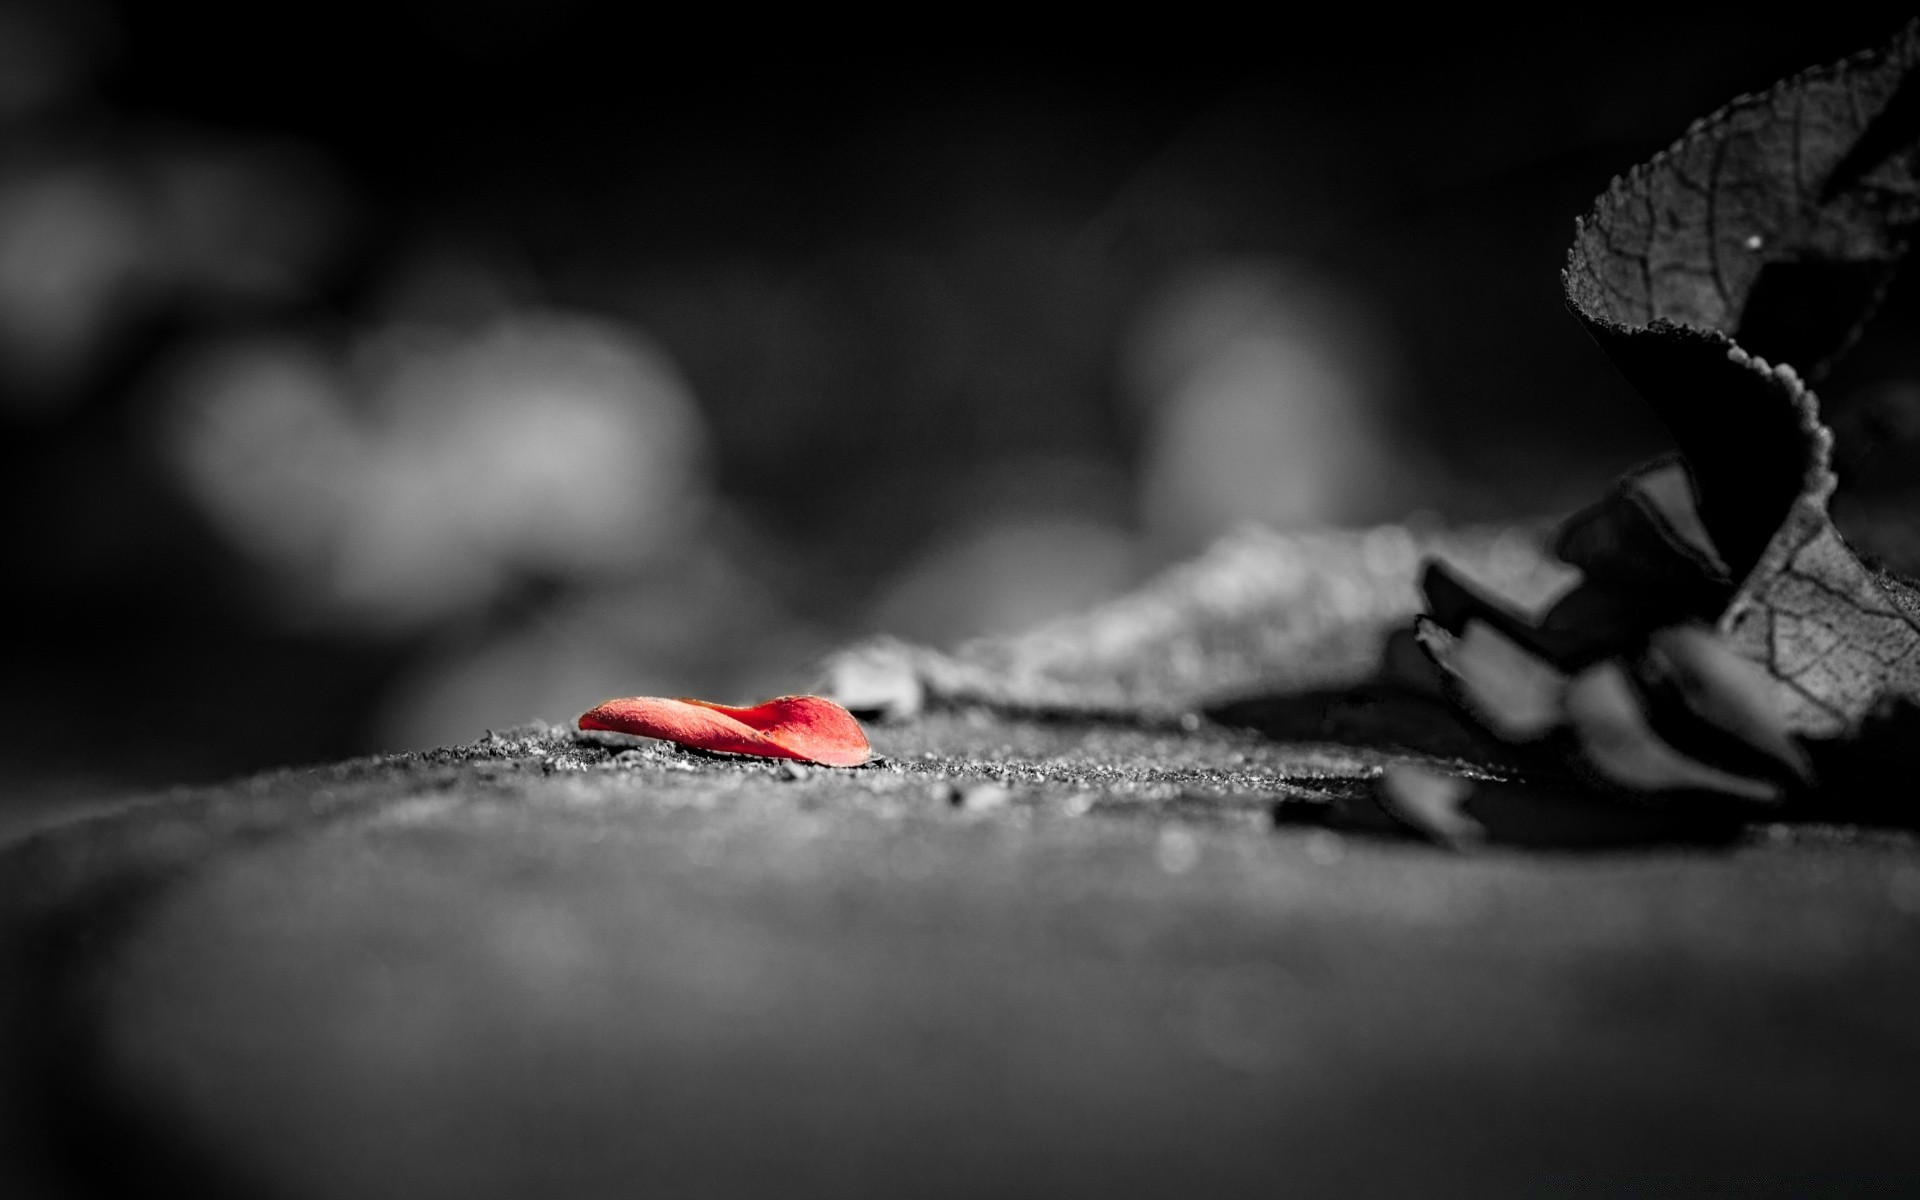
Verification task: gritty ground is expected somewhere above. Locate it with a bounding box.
[4,708,1920,1197]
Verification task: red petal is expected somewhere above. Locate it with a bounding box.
[577,694,871,766]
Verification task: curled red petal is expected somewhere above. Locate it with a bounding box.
[674,696,873,766]
[577,694,871,767]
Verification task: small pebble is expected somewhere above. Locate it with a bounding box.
[778,762,811,782]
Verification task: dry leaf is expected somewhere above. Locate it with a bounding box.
[1565,18,1920,742]
[1411,20,1920,822]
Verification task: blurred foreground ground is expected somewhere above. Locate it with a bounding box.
[6,711,1920,1196]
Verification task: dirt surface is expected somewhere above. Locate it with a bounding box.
[4,709,1920,1197]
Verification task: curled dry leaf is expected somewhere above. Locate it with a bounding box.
[576,695,872,767]
[1407,20,1920,833]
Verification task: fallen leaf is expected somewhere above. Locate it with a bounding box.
[1562,17,1920,588]
[1414,21,1920,808]
[1564,19,1920,390]
[576,694,871,767]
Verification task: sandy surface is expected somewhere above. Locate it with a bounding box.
[4,712,1919,1197]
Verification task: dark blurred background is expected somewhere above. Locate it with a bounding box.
[4,4,1918,810]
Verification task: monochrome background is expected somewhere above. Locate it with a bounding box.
[4,4,1915,808]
